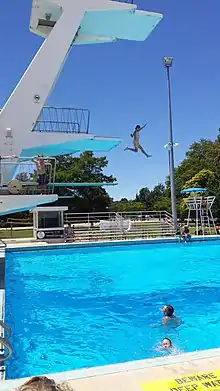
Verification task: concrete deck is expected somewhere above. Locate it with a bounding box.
[0,349,220,390]
[4,235,220,252]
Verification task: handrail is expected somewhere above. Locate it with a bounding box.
[0,337,12,362]
[0,320,11,340]
[0,321,12,362]
[0,239,6,248]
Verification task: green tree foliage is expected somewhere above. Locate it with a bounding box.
[183,169,214,190]
[108,200,145,212]
[135,184,170,211]
[54,152,116,212]
[175,132,220,218]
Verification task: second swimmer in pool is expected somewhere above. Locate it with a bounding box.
[161,338,181,355]
[161,304,183,328]
[162,338,172,350]
[157,338,179,355]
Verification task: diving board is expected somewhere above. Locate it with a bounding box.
[20,137,121,159]
[0,195,58,216]
[30,1,163,42]
[52,182,118,187]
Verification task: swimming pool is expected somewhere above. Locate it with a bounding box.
[5,241,220,379]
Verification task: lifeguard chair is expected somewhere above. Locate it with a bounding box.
[181,187,216,235]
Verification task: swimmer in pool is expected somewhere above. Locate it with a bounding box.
[162,338,172,350]
[161,338,181,355]
[161,305,182,328]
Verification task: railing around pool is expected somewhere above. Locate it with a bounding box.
[0,157,56,195]
[0,211,175,241]
[64,210,176,242]
[0,321,12,362]
[0,239,6,248]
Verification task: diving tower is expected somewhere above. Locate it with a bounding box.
[0,0,163,214]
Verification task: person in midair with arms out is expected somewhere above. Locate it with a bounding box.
[124,123,152,158]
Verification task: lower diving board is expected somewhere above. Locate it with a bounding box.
[52,182,118,187]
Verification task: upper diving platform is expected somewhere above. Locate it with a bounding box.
[30,0,163,43]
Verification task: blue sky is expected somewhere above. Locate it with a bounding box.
[1,0,220,200]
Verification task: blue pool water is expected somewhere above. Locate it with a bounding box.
[5,241,220,379]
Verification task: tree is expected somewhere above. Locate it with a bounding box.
[174,137,220,192]
[136,183,168,210]
[109,200,145,212]
[183,169,214,190]
[54,152,116,212]
[174,133,220,218]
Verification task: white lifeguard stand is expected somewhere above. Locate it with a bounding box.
[0,0,163,215]
[181,188,216,235]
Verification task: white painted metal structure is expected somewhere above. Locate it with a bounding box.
[184,196,216,235]
[0,0,163,214]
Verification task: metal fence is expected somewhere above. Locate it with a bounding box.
[33,106,90,134]
[0,211,175,241]
[65,210,175,242]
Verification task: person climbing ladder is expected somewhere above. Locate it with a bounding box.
[124,123,152,158]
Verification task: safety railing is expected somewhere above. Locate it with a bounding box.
[0,240,6,248]
[33,106,90,134]
[0,157,57,195]
[0,321,12,362]
[64,210,175,242]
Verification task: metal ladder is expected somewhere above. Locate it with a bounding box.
[201,210,211,234]
[0,320,12,362]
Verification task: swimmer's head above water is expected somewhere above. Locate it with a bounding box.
[161,305,182,327]
[161,304,174,317]
[162,338,172,350]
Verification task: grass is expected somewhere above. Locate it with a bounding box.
[0,229,33,239]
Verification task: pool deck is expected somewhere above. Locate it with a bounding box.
[4,234,220,252]
[1,348,220,390]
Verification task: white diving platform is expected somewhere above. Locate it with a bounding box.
[0,195,58,216]
[30,0,163,43]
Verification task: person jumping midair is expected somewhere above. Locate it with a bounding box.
[124,123,152,158]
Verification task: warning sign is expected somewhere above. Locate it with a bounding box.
[142,370,220,391]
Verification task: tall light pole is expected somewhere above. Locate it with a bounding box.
[163,56,178,230]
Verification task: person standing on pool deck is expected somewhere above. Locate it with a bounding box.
[161,305,182,327]
[124,124,152,158]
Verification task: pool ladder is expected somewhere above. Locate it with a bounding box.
[0,320,12,362]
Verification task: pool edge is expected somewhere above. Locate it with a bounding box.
[1,348,220,389]
[5,235,220,252]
